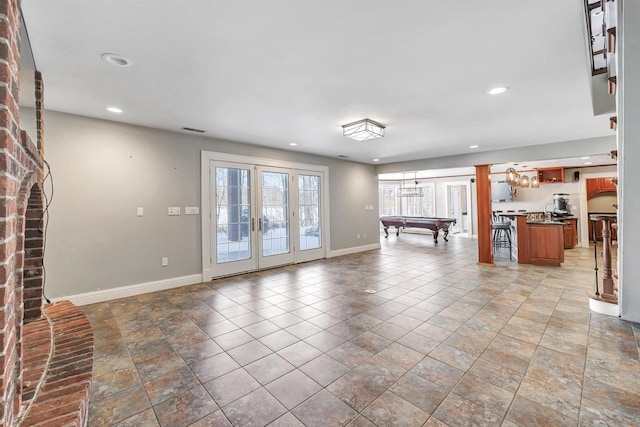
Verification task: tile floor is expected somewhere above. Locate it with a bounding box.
[84,233,640,426]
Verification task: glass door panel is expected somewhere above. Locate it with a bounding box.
[258,167,295,268]
[298,174,321,251]
[295,171,325,263]
[212,163,257,276]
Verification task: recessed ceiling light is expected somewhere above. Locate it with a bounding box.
[101,53,133,67]
[488,86,509,95]
[107,107,123,113]
[581,156,591,160]
[584,161,593,165]
[289,143,298,146]
[372,158,380,162]
[469,145,479,149]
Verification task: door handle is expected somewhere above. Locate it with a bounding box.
[258,217,263,231]
[251,218,255,232]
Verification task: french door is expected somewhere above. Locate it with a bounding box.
[209,160,325,278]
[257,166,295,269]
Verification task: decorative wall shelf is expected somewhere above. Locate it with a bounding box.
[536,167,564,184]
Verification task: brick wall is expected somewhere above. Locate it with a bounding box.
[0,0,46,424]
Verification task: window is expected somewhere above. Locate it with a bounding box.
[378,181,436,217]
[379,184,398,216]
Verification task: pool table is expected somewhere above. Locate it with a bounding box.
[380,216,457,244]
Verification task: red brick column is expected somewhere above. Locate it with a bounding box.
[0,1,23,423]
[0,0,46,424]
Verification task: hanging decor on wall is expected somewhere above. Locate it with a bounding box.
[397,172,424,197]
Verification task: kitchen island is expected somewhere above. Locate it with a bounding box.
[498,213,574,266]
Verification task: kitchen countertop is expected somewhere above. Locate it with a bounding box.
[526,220,564,225]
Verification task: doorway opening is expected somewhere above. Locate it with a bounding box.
[444,181,472,237]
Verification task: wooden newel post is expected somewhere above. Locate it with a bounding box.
[589,214,617,300]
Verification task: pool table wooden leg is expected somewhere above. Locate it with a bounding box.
[443,229,449,242]
[433,230,439,244]
[384,226,389,238]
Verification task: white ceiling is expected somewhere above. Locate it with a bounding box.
[20,0,614,165]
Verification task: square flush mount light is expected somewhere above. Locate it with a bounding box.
[342,119,385,141]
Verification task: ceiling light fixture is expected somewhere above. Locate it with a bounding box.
[469,145,479,149]
[520,175,530,187]
[372,158,380,162]
[489,86,509,95]
[397,172,423,197]
[101,53,133,67]
[107,107,123,113]
[581,156,591,160]
[289,143,298,146]
[505,167,518,184]
[585,161,593,165]
[342,119,385,142]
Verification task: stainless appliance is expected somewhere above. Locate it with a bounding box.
[552,193,571,216]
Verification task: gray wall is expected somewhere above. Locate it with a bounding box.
[21,109,380,298]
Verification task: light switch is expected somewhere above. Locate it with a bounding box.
[137,207,144,217]
[168,207,181,216]
[185,206,200,215]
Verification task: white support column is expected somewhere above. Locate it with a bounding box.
[618,0,640,322]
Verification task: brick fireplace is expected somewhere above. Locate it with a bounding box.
[1,1,94,425]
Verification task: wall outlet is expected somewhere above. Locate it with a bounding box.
[161,257,168,267]
[137,207,144,217]
[168,207,181,216]
[185,206,200,215]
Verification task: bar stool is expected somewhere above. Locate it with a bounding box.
[492,212,512,259]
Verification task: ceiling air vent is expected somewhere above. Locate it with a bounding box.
[181,127,206,133]
[337,155,349,158]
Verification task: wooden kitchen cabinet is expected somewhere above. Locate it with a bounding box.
[527,223,565,267]
[562,218,577,249]
[537,167,564,184]
[586,177,617,199]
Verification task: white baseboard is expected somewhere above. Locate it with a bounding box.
[589,297,620,317]
[327,243,381,258]
[53,274,204,306]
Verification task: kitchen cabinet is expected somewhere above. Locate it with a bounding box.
[527,223,565,267]
[562,218,577,249]
[537,167,564,184]
[586,177,617,199]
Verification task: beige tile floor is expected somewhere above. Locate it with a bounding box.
[84,233,640,426]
